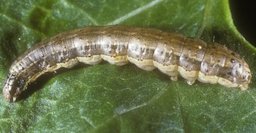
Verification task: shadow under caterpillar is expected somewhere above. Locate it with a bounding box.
[3,26,252,102]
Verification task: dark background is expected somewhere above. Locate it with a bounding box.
[230,0,256,45]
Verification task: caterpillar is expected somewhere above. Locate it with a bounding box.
[2,26,252,102]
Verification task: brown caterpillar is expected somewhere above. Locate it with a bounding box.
[2,26,252,102]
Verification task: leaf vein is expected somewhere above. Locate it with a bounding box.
[107,0,164,25]
[62,0,99,25]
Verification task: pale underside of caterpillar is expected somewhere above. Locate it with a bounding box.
[3,26,252,102]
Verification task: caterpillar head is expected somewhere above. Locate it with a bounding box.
[231,59,252,90]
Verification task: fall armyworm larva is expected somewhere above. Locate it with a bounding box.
[2,26,252,102]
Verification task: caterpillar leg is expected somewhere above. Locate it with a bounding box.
[170,76,178,81]
[178,66,198,86]
[127,57,155,71]
[186,80,196,85]
[101,55,128,66]
[153,61,179,81]
[77,55,102,65]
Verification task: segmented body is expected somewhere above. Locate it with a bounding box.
[3,26,252,102]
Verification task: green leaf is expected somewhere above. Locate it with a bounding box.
[0,0,256,132]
